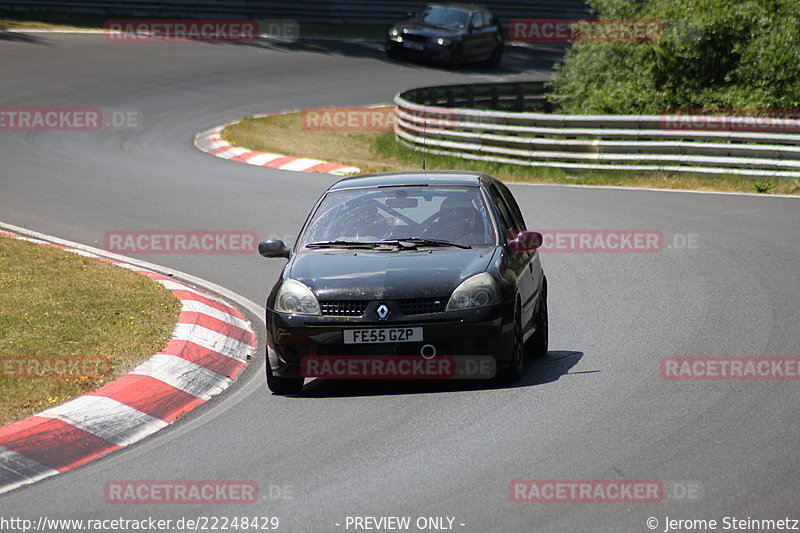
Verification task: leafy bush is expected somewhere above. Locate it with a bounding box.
[548,0,800,114]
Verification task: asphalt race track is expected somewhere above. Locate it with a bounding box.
[1,33,798,532]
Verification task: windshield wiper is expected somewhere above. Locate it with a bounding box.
[382,237,472,249]
[305,240,381,249]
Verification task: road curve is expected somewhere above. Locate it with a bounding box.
[0,34,798,532]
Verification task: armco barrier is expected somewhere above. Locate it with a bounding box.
[394,82,800,178]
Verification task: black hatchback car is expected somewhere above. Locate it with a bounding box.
[259,171,547,395]
[385,4,504,68]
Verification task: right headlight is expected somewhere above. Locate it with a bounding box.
[274,279,321,315]
[446,272,499,311]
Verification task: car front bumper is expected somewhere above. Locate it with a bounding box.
[385,39,454,61]
[267,304,514,379]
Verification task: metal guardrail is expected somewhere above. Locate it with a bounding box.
[0,0,589,25]
[394,82,800,178]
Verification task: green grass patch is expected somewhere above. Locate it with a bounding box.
[0,237,181,426]
[222,108,800,195]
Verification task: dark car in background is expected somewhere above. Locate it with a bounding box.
[258,171,548,395]
[385,4,504,68]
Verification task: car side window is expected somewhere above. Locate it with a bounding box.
[482,12,496,28]
[471,12,484,29]
[486,184,514,238]
[494,182,526,231]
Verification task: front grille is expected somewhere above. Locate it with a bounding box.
[320,300,369,317]
[403,33,428,43]
[398,297,448,315]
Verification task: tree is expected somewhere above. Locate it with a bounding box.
[548,0,800,114]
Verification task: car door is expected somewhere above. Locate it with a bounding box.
[491,181,539,330]
[482,11,502,57]
[485,182,536,328]
[462,11,484,59]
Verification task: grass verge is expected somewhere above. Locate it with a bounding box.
[0,236,181,426]
[222,107,800,195]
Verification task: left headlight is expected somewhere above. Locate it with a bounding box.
[274,279,321,315]
[389,28,400,38]
[435,37,452,46]
[446,272,499,311]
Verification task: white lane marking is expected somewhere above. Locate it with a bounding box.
[0,447,60,495]
[180,299,250,331]
[156,279,229,306]
[279,158,325,171]
[214,147,249,159]
[38,396,168,447]
[172,323,254,360]
[245,153,286,166]
[131,353,231,400]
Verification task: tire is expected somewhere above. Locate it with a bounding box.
[485,43,503,68]
[266,359,304,395]
[526,277,548,358]
[446,45,463,70]
[499,303,525,382]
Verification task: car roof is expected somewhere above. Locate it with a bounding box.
[328,170,493,191]
[427,3,486,12]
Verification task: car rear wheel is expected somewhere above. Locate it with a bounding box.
[526,277,548,358]
[266,360,304,395]
[485,43,503,68]
[499,303,525,382]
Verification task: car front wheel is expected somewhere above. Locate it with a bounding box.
[499,302,525,382]
[526,277,548,358]
[447,45,463,69]
[266,360,304,395]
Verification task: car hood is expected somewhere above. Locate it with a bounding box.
[287,247,497,300]
[394,23,463,38]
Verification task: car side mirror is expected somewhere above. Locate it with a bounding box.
[259,239,291,259]
[507,231,543,253]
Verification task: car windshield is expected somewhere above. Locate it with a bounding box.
[299,186,497,248]
[418,6,470,30]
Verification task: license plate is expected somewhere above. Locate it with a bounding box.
[343,327,423,344]
[403,41,424,51]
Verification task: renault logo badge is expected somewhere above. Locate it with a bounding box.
[376,304,390,320]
